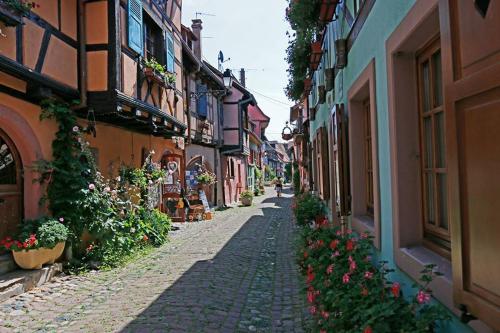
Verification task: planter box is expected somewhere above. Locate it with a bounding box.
[319,0,337,23]
[241,197,253,206]
[143,67,165,85]
[12,242,65,270]
[0,3,23,27]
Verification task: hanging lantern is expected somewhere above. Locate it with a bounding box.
[282,121,293,141]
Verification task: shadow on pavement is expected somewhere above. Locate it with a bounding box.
[120,188,305,333]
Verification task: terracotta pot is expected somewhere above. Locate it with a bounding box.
[241,197,253,206]
[12,242,66,270]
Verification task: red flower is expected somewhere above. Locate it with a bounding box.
[329,239,339,250]
[346,239,355,251]
[309,305,317,315]
[364,326,373,333]
[307,272,315,283]
[326,264,334,275]
[391,282,401,298]
[321,310,329,319]
[307,290,315,304]
[143,235,149,241]
[303,251,309,259]
[342,273,350,284]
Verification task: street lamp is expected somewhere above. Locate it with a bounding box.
[223,68,233,89]
[190,69,233,100]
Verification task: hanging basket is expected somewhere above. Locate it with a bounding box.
[282,122,294,141]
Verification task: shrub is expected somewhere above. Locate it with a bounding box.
[1,217,68,252]
[293,193,325,226]
[240,190,254,200]
[293,162,301,195]
[297,224,450,332]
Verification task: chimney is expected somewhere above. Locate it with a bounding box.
[240,68,246,87]
[191,19,203,59]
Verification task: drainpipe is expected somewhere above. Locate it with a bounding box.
[75,0,87,109]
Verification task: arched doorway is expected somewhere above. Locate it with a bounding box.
[0,129,23,242]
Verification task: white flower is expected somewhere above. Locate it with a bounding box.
[116,176,121,182]
[151,150,155,154]
[148,180,153,185]
[59,217,64,222]
[130,228,136,233]
[111,190,117,195]
[104,186,111,192]
[72,126,79,132]
[88,183,95,190]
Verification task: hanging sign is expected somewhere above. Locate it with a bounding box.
[198,190,210,212]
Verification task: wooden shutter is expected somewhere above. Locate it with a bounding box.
[196,84,208,119]
[320,126,330,200]
[335,104,350,216]
[128,0,143,55]
[442,1,500,329]
[166,31,175,73]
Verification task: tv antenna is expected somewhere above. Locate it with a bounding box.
[218,51,231,71]
[196,12,216,19]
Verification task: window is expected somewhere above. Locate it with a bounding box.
[144,15,164,63]
[363,99,374,216]
[416,38,449,256]
[165,31,175,73]
[315,127,330,200]
[348,61,378,246]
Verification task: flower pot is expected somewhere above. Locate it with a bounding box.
[12,242,66,270]
[143,67,165,85]
[241,197,253,206]
[0,3,23,27]
[319,0,337,23]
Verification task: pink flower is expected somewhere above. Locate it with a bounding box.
[59,217,64,223]
[326,264,334,275]
[346,229,352,234]
[361,232,369,239]
[307,290,315,304]
[342,273,350,284]
[364,326,373,333]
[321,310,329,319]
[104,186,111,192]
[417,290,430,304]
[336,230,342,236]
[88,183,95,190]
[309,305,317,315]
[349,260,357,272]
[332,250,340,257]
[72,126,79,132]
[364,271,373,279]
[391,282,401,298]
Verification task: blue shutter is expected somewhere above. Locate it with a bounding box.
[166,31,175,73]
[128,0,143,55]
[196,83,208,119]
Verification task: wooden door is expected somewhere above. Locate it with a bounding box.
[161,152,185,222]
[442,0,500,328]
[0,130,22,243]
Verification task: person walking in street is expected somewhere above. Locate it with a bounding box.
[275,176,283,197]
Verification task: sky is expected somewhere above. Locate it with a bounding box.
[181,0,292,142]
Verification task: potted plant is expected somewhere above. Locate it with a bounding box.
[0,0,37,27]
[0,217,69,269]
[196,170,216,187]
[240,190,254,206]
[142,57,167,85]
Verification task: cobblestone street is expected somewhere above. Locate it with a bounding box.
[0,188,308,333]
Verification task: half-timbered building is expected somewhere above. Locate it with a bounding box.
[0,0,188,235]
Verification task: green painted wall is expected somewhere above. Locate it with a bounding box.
[308,1,474,331]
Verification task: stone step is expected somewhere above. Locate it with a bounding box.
[0,254,16,275]
[0,263,62,303]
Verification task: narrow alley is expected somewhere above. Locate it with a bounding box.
[0,188,308,333]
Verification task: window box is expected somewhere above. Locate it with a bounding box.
[0,2,23,27]
[335,39,347,69]
[310,41,323,68]
[319,0,337,23]
[142,66,166,85]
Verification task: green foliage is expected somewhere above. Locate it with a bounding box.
[240,190,254,200]
[35,218,69,249]
[292,192,325,226]
[285,162,292,181]
[254,167,263,181]
[143,57,177,85]
[284,0,323,100]
[34,100,171,269]
[196,170,217,185]
[296,224,451,332]
[1,217,68,252]
[2,0,37,16]
[293,162,301,195]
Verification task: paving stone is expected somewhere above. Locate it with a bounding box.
[0,187,309,332]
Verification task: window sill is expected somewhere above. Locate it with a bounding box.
[352,215,377,248]
[395,246,494,333]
